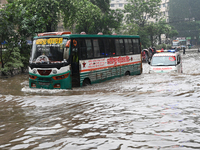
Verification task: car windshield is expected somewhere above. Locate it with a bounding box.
[30,37,68,63]
[151,56,176,66]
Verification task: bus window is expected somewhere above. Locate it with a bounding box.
[98,38,105,57]
[133,39,140,54]
[79,39,87,60]
[115,39,121,56]
[119,39,125,55]
[85,39,93,59]
[110,39,116,56]
[104,39,110,56]
[124,39,131,55]
[128,39,134,54]
[93,39,100,57]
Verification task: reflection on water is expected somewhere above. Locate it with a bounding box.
[0,51,200,149]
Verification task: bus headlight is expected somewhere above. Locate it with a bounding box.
[52,70,57,74]
[33,69,37,74]
[52,73,69,80]
[29,75,37,80]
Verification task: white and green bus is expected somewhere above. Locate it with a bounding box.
[29,31,142,89]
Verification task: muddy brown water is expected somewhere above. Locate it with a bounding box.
[0,51,200,149]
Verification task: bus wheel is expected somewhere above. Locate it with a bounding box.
[82,78,91,86]
[125,71,130,76]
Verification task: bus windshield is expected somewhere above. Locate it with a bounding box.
[151,56,176,66]
[30,37,68,63]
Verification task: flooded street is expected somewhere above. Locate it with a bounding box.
[1,50,200,150]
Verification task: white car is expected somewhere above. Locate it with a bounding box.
[148,50,182,73]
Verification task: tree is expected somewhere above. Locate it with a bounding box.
[19,0,60,32]
[124,0,161,48]
[90,0,124,34]
[146,23,157,47]
[6,0,47,73]
[0,4,23,75]
[90,0,110,13]
[99,9,123,34]
[68,0,123,34]
[72,0,102,34]
[124,0,161,27]
[118,23,139,35]
[168,0,200,44]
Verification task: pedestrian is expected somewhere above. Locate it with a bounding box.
[183,47,185,54]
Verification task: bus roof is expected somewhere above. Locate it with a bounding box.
[34,33,140,39]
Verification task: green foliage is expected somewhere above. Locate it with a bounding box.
[73,0,102,34]
[123,0,178,48]
[155,43,172,50]
[169,0,200,42]
[118,23,139,35]
[90,0,110,13]
[0,47,23,75]
[124,0,162,48]
[72,0,123,34]
[124,0,161,27]
[16,0,60,32]
[138,28,151,49]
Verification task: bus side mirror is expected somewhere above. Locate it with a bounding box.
[63,48,69,60]
[65,40,71,48]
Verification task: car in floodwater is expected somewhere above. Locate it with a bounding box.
[148,49,182,73]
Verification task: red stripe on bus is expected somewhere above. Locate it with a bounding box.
[80,61,141,73]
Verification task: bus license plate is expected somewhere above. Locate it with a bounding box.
[39,82,50,86]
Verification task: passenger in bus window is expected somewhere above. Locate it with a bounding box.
[72,48,79,75]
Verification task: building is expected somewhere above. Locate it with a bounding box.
[159,0,169,23]
[110,0,169,23]
[0,0,7,8]
[110,0,129,10]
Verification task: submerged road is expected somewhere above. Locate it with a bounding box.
[0,50,200,149]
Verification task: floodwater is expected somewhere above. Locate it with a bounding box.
[0,50,200,150]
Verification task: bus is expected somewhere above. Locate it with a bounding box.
[29,31,142,89]
[172,40,181,50]
[179,39,186,49]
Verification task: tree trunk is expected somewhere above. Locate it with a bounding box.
[159,35,162,44]
[150,35,154,47]
[21,67,24,73]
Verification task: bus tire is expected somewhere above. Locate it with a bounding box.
[125,71,130,76]
[82,78,91,86]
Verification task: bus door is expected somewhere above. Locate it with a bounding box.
[71,39,80,87]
